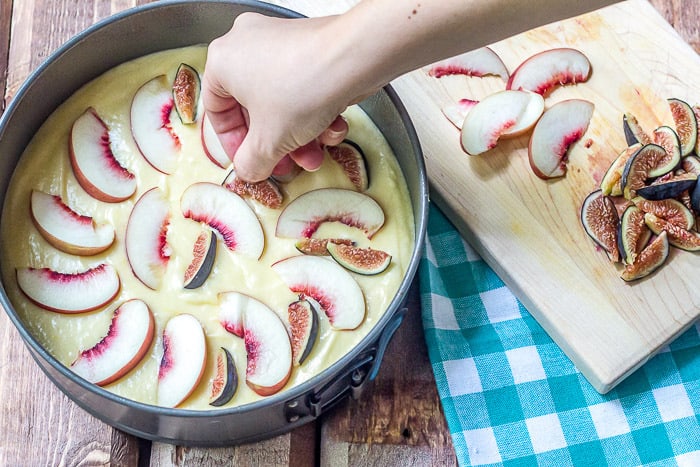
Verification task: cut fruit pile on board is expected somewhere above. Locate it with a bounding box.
[389,0,700,393]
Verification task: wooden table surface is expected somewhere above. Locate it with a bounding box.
[0,1,696,465]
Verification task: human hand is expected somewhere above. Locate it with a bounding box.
[202,13,363,182]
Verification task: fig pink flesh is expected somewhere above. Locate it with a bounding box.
[291,286,335,322]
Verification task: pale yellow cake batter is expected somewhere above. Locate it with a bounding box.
[0,45,415,409]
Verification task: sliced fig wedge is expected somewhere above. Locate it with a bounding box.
[581,189,620,262]
[650,126,681,177]
[618,205,651,265]
[633,197,695,230]
[183,230,217,289]
[286,298,319,367]
[223,170,283,209]
[622,113,652,146]
[326,140,369,192]
[209,347,238,407]
[682,155,700,175]
[645,212,700,251]
[621,144,669,199]
[621,231,669,282]
[600,144,640,196]
[295,238,354,256]
[668,98,697,156]
[326,243,392,275]
[172,63,201,124]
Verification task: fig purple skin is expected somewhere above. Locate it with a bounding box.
[209,347,238,407]
[636,173,697,200]
[184,231,217,289]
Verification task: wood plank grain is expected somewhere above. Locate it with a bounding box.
[319,282,457,466]
[649,0,700,52]
[0,1,145,465]
[0,0,10,115]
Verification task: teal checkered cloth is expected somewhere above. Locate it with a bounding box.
[419,204,700,466]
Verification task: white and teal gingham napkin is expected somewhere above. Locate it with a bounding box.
[419,204,700,466]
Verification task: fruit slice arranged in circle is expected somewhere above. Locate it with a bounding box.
[507,48,591,96]
[621,230,669,282]
[30,189,115,256]
[70,299,155,386]
[295,238,354,256]
[157,313,207,408]
[326,243,392,275]
[16,263,120,313]
[201,114,232,169]
[131,75,181,174]
[326,140,369,192]
[581,190,620,262]
[69,107,136,202]
[223,170,283,209]
[276,188,385,239]
[209,347,238,407]
[183,230,217,289]
[172,63,200,125]
[528,99,594,179]
[217,292,292,396]
[668,98,697,156]
[272,255,365,330]
[286,298,319,367]
[427,46,509,80]
[181,182,264,259]
[125,187,171,290]
[460,90,544,156]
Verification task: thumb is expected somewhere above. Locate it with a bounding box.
[231,127,284,183]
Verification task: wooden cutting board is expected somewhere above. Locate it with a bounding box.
[389,0,700,393]
[284,0,699,394]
